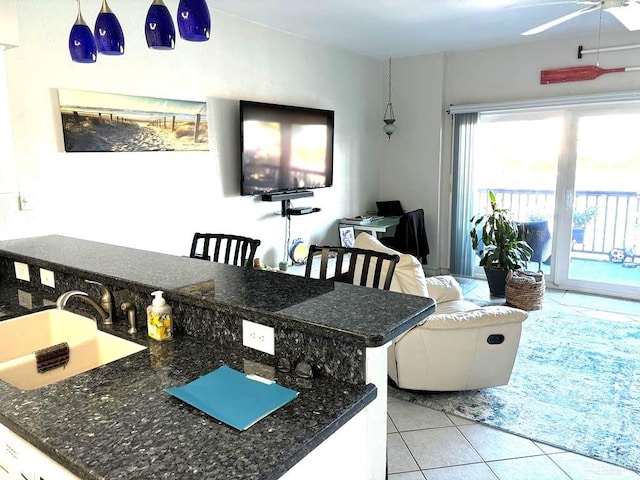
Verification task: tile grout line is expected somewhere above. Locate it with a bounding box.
[450,421,501,479]
[387,416,427,479]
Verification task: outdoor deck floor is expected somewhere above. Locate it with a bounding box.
[532,257,640,289]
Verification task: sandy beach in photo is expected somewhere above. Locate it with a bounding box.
[61,111,209,152]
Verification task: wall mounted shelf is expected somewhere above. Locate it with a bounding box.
[261,191,316,217]
[261,190,314,202]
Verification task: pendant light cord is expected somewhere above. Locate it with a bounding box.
[384,57,395,120]
[388,57,393,104]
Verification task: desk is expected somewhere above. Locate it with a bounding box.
[340,216,400,238]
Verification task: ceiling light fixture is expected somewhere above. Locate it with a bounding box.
[177,0,211,42]
[383,57,396,140]
[145,0,176,50]
[94,0,125,55]
[69,0,97,63]
[69,0,211,64]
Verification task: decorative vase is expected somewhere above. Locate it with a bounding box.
[572,228,585,244]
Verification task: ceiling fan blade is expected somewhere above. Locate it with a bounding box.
[607,2,640,30]
[521,5,600,35]
[507,1,597,9]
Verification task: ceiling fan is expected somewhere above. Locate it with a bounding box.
[521,0,640,36]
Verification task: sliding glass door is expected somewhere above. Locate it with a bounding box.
[562,109,640,295]
[473,111,562,275]
[463,104,640,300]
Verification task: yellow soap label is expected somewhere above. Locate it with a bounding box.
[147,312,172,341]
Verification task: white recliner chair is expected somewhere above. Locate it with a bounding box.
[354,232,528,391]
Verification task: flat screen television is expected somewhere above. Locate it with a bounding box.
[240,100,334,196]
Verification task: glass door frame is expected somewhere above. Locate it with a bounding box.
[468,105,640,301]
[551,106,640,300]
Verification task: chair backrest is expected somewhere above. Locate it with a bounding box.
[393,208,430,264]
[305,245,400,290]
[189,233,261,267]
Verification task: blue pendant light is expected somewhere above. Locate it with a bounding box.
[69,0,97,63]
[94,0,125,55]
[146,0,176,50]
[177,0,211,42]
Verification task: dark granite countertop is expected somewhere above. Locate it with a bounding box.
[0,235,435,479]
[0,299,376,480]
[0,235,435,347]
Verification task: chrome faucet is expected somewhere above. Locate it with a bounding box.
[56,290,110,324]
[84,280,114,325]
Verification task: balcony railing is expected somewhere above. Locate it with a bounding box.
[478,189,640,259]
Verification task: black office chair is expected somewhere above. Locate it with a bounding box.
[380,208,430,264]
[304,245,400,290]
[189,233,261,268]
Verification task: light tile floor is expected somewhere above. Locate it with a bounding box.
[387,277,640,480]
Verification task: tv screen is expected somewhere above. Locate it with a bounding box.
[240,100,334,196]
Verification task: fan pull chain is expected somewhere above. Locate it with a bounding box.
[596,2,604,66]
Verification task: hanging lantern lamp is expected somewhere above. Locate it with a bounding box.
[383,57,396,140]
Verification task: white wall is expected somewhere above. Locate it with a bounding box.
[385,29,640,273]
[1,1,383,266]
[378,54,446,274]
[0,0,19,48]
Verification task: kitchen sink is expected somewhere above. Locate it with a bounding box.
[0,309,97,363]
[0,309,146,390]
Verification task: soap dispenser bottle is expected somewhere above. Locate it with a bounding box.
[146,290,173,341]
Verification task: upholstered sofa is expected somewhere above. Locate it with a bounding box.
[354,232,528,391]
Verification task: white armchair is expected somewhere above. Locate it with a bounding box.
[354,232,528,391]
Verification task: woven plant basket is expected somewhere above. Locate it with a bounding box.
[506,269,545,311]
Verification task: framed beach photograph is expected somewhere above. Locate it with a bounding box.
[58,89,209,152]
[339,226,355,248]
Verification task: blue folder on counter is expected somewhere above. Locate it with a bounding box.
[165,365,299,431]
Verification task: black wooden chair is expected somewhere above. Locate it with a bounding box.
[304,245,400,290]
[189,233,261,268]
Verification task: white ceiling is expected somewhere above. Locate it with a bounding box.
[211,0,635,59]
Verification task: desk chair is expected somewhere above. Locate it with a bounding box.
[189,233,261,268]
[305,245,400,290]
[380,208,430,264]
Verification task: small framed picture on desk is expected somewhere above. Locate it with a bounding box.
[339,226,355,247]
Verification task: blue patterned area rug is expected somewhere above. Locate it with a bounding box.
[388,309,640,473]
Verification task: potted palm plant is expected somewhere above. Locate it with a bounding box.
[470,191,532,296]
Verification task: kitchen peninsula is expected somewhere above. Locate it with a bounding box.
[0,235,435,479]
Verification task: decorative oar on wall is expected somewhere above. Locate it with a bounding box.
[541,65,640,84]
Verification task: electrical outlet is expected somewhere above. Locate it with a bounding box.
[242,320,275,355]
[14,262,30,282]
[40,268,55,288]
